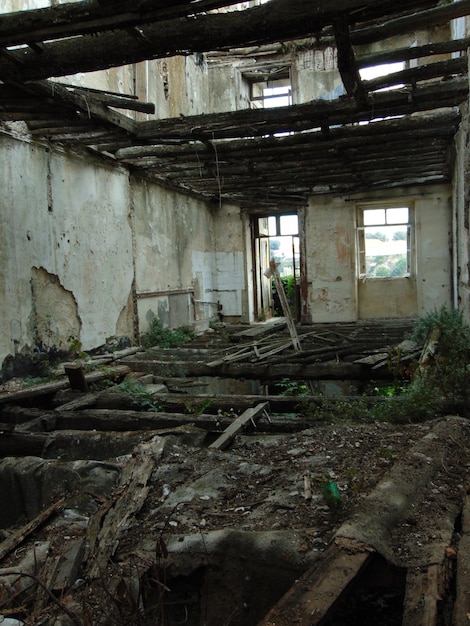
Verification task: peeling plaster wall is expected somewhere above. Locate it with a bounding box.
[0,132,134,366]
[305,186,452,323]
[135,56,210,121]
[295,47,344,102]
[131,179,219,333]
[305,195,357,322]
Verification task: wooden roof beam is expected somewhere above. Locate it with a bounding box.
[357,37,470,70]
[19,80,137,134]
[0,0,449,82]
[332,14,366,103]
[0,0,242,48]
[363,56,467,93]
[133,77,467,142]
[352,0,470,45]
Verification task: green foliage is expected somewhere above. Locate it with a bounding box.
[141,317,196,349]
[116,379,162,412]
[303,397,371,422]
[277,378,309,396]
[411,305,470,347]
[374,306,470,421]
[366,231,387,242]
[372,380,441,424]
[184,397,214,416]
[393,231,407,241]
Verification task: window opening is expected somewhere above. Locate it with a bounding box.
[245,66,292,109]
[357,204,412,278]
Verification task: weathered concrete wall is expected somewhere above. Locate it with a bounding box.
[305,195,357,322]
[131,179,217,334]
[0,131,135,368]
[304,186,453,322]
[452,103,470,322]
[131,184,248,332]
[295,47,343,102]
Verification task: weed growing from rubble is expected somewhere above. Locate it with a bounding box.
[278,378,309,396]
[140,317,195,349]
[117,379,162,412]
[371,307,470,422]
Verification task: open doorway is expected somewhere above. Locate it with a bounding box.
[251,213,300,321]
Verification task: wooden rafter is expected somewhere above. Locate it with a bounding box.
[0,0,464,82]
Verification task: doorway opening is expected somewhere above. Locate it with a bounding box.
[252,213,300,321]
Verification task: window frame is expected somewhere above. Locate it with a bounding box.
[242,65,293,109]
[356,201,414,280]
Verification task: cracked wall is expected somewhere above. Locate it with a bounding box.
[0,133,135,371]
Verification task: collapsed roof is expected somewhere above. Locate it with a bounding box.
[0,0,468,209]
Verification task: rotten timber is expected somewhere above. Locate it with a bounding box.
[84,435,165,578]
[120,357,388,381]
[0,497,65,563]
[0,0,455,82]
[259,416,469,625]
[259,540,374,626]
[0,364,130,406]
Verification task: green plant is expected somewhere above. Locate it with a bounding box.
[184,397,214,416]
[277,378,309,396]
[140,318,195,349]
[304,397,371,422]
[116,379,162,412]
[411,306,470,412]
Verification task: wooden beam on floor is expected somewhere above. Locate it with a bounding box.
[209,401,269,450]
[258,539,374,625]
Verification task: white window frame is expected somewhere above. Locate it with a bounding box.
[356,202,414,279]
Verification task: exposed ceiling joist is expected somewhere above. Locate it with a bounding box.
[0,0,468,209]
[0,0,464,82]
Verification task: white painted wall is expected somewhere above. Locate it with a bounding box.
[0,131,134,363]
[304,185,453,322]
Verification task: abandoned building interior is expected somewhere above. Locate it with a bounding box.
[3,0,470,624]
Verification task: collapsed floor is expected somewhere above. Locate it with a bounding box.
[0,320,470,626]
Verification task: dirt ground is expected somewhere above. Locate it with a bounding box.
[1,320,469,624]
[1,409,467,625]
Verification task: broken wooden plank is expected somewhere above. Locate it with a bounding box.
[0,365,131,405]
[259,540,374,625]
[0,497,65,563]
[231,319,287,341]
[207,337,291,366]
[85,436,165,579]
[34,538,85,612]
[121,358,377,381]
[402,563,449,626]
[64,363,89,392]
[265,259,301,351]
[209,402,269,450]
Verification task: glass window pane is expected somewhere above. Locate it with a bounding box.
[363,209,385,226]
[280,214,298,236]
[386,207,409,224]
[364,225,408,277]
[268,216,277,236]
